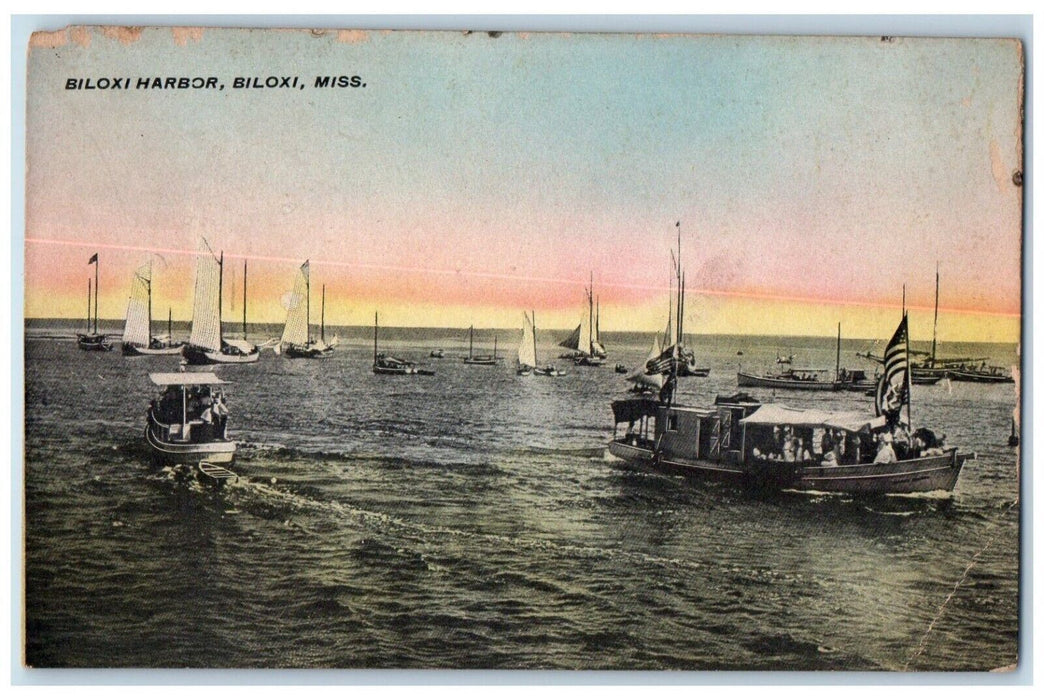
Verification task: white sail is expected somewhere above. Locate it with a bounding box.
[627,335,665,390]
[518,312,537,368]
[122,262,152,347]
[189,240,222,352]
[280,261,309,346]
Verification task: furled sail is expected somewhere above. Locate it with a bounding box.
[518,312,537,368]
[280,261,310,347]
[189,240,222,352]
[122,262,152,347]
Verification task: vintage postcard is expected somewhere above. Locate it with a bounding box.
[22,26,1023,671]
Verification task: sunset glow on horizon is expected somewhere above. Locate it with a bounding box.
[24,29,1023,344]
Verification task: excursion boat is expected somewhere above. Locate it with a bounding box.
[372,312,434,375]
[463,326,501,365]
[182,241,260,365]
[558,272,607,366]
[608,394,969,494]
[517,311,565,377]
[610,314,971,495]
[278,260,337,359]
[121,259,185,356]
[77,253,111,351]
[145,372,236,465]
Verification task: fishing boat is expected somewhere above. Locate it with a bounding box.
[182,241,259,365]
[860,267,1011,383]
[610,309,970,494]
[738,324,871,391]
[651,223,708,378]
[278,260,337,359]
[121,260,185,356]
[558,273,606,366]
[145,372,236,465]
[518,311,564,376]
[463,326,500,365]
[372,312,434,375]
[77,253,111,351]
[625,335,666,396]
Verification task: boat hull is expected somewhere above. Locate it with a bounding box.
[737,371,838,391]
[122,342,185,356]
[145,425,236,466]
[463,358,499,365]
[284,343,333,359]
[182,344,260,365]
[77,334,112,351]
[946,370,1014,384]
[607,439,967,495]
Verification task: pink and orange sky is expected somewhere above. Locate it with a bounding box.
[25,29,1023,342]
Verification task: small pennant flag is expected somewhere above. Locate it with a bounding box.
[87,253,98,264]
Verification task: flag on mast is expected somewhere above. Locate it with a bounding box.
[874,314,910,419]
[87,253,98,264]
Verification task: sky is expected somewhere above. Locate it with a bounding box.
[24,27,1023,342]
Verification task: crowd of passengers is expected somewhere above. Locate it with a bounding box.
[151,385,229,440]
[750,422,947,466]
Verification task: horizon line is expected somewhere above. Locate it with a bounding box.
[24,236,1022,320]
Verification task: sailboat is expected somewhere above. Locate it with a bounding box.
[859,267,1008,383]
[182,241,260,365]
[372,312,434,375]
[625,335,666,395]
[279,260,337,359]
[738,324,872,391]
[517,311,564,377]
[121,259,185,356]
[463,326,500,365]
[77,253,111,351]
[558,272,606,366]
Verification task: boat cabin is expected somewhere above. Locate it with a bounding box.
[612,394,761,464]
[148,372,230,445]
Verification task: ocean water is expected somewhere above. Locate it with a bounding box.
[22,326,1020,670]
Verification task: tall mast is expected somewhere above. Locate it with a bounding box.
[168,307,172,342]
[588,272,594,356]
[931,262,940,365]
[901,284,906,317]
[675,222,683,349]
[494,334,498,360]
[146,259,153,341]
[679,271,686,352]
[469,325,474,358]
[530,311,538,369]
[373,311,378,363]
[93,256,99,334]
[835,322,841,382]
[904,312,913,430]
[242,259,248,340]
[218,251,224,340]
[321,284,326,343]
[595,296,600,351]
[304,260,310,342]
[86,278,91,333]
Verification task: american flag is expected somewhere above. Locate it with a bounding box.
[874,314,909,417]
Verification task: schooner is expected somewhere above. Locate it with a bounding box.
[121,259,185,356]
[278,260,337,359]
[558,272,606,366]
[77,252,111,351]
[182,240,260,365]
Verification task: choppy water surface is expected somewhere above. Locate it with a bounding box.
[23,328,1020,670]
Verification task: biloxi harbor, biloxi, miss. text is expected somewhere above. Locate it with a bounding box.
[64,75,366,90]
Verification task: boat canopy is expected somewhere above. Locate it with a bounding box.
[740,404,886,433]
[149,372,228,386]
